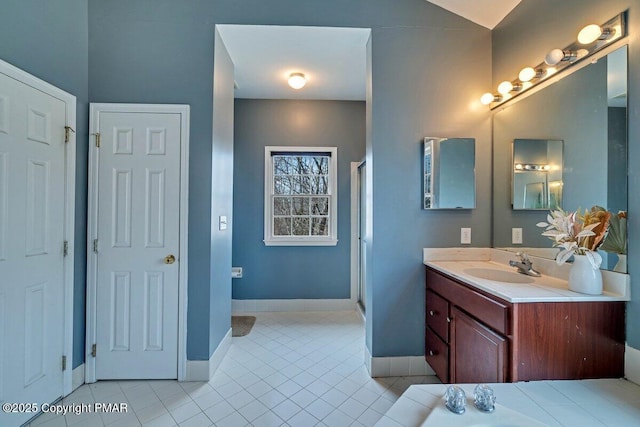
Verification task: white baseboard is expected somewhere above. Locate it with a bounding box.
[184,328,232,381]
[72,364,85,391]
[232,298,355,313]
[625,344,640,386]
[364,346,436,378]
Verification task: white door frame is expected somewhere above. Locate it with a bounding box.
[0,59,76,396]
[350,161,364,308]
[86,103,189,382]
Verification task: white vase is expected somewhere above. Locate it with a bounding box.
[568,254,603,295]
[614,254,627,273]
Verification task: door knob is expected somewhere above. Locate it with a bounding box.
[163,254,176,265]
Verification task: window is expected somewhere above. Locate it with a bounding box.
[264,146,338,246]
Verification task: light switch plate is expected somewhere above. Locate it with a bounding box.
[232,267,243,278]
[512,228,523,244]
[219,215,228,231]
[461,228,471,245]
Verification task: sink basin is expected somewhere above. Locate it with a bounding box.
[463,267,536,284]
[421,402,548,427]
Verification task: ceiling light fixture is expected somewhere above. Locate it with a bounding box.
[479,12,626,108]
[288,72,306,89]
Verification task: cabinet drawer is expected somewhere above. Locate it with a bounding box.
[426,290,449,342]
[426,268,510,335]
[426,326,449,383]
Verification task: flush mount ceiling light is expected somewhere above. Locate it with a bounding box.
[479,12,626,109]
[288,72,306,89]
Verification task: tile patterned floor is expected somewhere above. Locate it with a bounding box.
[29,311,439,427]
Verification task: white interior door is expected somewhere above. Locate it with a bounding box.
[0,72,66,426]
[94,109,182,379]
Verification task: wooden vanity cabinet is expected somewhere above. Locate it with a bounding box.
[425,266,625,383]
[450,307,507,383]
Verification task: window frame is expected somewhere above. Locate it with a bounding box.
[264,146,338,246]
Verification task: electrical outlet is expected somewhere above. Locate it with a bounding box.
[219,215,228,231]
[232,267,243,278]
[512,228,523,244]
[461,228,471,245]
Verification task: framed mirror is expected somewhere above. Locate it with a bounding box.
[423,137,475,209]
[512,139,563,210]
[492,45,627,271]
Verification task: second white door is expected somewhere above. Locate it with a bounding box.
[93,107,182,379]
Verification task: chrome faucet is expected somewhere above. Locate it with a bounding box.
[509,252,541,277]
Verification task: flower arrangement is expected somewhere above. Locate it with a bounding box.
[600,211,627,255]
[536,206,610,268]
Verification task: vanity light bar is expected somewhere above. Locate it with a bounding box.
[481,12,626,108]
[514,163,551,171]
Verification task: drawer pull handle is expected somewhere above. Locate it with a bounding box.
[429,310,436,316]
[447,317,451,323]
[429,350,437,356]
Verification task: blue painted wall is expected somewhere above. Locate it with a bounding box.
[493,0,640,349]
[88,0,492,360]
[6,0,635,368]
[367,24,491,357]
[0,0,89,369]
[232,99,365,300]
[210,30,234,355]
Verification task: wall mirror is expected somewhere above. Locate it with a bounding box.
[493,45,627,271]
[424,137,475,209]
[512,139,563,210]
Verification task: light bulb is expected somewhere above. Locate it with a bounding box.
[497,81,513,95]
[515,164,523,170]
[480,93,495,105]
[288,73,306,89]
[519,67,536,82]
[578,24,602,44]
[545,49,565,65]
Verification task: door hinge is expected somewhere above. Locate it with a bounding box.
[64,126,75,143]
[91,344,97,358]
[63,241,69,257]
[61,355,67,371]
[92,132,101,148]
[93,239,98,253]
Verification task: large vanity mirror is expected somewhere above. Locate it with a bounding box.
[493,45,628,271]
[423,137,476,209]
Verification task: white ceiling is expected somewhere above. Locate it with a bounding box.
[217,25,370,101]
[217,2,522,100]
[426,0,522,29]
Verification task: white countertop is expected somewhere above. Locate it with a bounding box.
[426,260,627,303]
[423,248,629,303]
[376,379,640,427]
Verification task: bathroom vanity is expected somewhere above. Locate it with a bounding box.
[424,251,628,384]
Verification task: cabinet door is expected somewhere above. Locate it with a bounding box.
[450,307,508,383]
[426,326,449,383]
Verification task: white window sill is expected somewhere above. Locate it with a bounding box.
[264,239,338,247]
